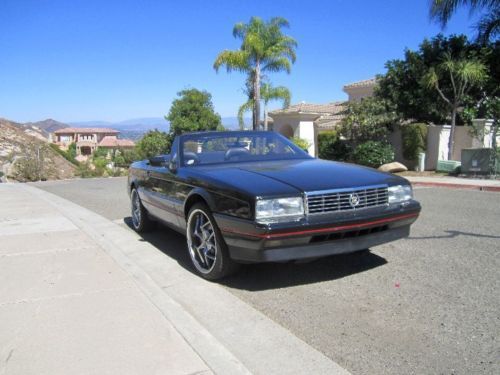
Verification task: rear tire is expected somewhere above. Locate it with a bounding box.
[130,188,155,233]
[186,203,239,280]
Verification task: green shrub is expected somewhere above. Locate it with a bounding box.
[318,131,352,161]
[113,154,126,167]
[94,147,110,159]
[291,137,310,152]
[49,143,79,165]
[92,156,108,176]
[76,162,96,178]
[401,123,427,162]
[67,143,77,160]
[136,130,172,159]
[121,149,140,165]
[352,141,395,168]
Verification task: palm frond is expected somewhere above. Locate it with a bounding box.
[459,60,488,82]
[261,84,291,107]
[262,57,292,73]
[476,7,500,43]
[430,0,499,27]
[213,50,250,73]
[237,100,254,129]
[269,17,290,29]
[233,22,247,39]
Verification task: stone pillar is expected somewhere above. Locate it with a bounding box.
[298,121,316,157]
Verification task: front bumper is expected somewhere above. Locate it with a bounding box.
[214,200,420,263]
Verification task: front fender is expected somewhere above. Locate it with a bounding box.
[184,187,251,220]
[184,187,218,216]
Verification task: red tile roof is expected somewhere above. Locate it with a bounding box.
[343,77,377,89]
[54,127,119,134]
[98,136,135,147]
[270,101,346,115]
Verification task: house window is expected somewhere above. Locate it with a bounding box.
[79,135,93,141]
[80,146,92,155]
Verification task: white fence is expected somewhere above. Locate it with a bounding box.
[389,119,495,171]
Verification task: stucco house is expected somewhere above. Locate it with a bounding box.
[270,77,494,169]
[269,78,377,156]
[53,127,135,161]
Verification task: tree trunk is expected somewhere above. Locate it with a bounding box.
[447,106,457,160]
[264,103,268,131]
[253,62,261,131]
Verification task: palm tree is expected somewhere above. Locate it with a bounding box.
[238,81,291,130]
[423,52,488,159]
[214,17,297,130]
[430,0,500,43]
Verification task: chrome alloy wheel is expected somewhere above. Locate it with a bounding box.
[131,189,142,229]
[187,209,217,274]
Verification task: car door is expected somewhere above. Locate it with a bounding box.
[146,140,184,229]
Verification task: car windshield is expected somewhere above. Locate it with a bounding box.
[180,131,311,166]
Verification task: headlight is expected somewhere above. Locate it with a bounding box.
[388,185,413,203]
[255,197,304,223]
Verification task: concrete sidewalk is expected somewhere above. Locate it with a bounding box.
[0,183,349,375]
[405,175,500,192]
[0,184,215,375]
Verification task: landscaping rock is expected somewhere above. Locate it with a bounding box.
[378,162,408,173]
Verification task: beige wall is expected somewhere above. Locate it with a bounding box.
[389,123,494,171]
[270,113,320,157]
[343,86,375,102]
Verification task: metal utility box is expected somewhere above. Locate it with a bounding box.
[461,148,496,175]
[436,160,461,173]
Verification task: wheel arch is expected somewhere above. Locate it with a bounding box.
[184,188,216,219]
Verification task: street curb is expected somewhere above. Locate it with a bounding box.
[412,181,500,192]
[23,184,351,375]
[21,184,250,375]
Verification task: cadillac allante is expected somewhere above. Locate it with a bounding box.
[128,131,420,280]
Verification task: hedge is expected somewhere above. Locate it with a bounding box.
[401,123,427,162]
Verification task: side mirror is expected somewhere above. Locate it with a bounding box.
[168,161,177,173]
[168,153,178,173]
[148,155,169,167]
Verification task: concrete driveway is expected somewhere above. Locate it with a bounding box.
[34,177,500,375]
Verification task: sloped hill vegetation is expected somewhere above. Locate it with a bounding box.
[0,118,76,181]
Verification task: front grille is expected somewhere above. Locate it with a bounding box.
[306,185,388,215]
[309,224,388,243]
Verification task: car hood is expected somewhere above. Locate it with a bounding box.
[196,159,407,196]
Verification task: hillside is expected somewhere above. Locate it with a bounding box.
[24,118,69,135]
[0,118,76,181]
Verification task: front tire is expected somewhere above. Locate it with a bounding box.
[186,203,239,280]
[130,188,155,233]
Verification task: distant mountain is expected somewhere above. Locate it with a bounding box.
[70,117,169,133]
[69,116,249,133]
[25,118,71,134]
[221,117,251,130]
[4,115,250,147]
[69,120,112,127]
[116,117,168,127]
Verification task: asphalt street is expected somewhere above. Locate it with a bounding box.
[33,177,500,375]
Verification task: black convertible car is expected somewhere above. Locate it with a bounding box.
[128,131,420,280]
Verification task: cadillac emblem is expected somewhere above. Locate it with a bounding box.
[349,193,360,208]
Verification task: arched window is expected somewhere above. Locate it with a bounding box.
[80,146,92,155]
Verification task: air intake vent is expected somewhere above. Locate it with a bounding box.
[306,185,388,215]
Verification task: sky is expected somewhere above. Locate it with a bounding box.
[0,0,481,123]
